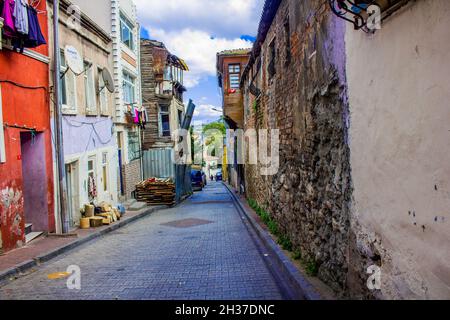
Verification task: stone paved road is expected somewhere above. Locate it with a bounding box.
[0,182,285,300]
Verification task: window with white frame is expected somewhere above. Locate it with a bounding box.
[98,67,108,115]
[84,61,96,112]
[101,152,108,192]
[60,49,77,111]
[120,13,135,50]
[122,71,136,105]
[229,64,241,89]
[159,105,171,137]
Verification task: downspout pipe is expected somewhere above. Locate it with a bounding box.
[52,0,69,234]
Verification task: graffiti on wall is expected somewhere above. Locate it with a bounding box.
[0,186,24,247]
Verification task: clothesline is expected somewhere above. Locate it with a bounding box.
[1,0,47,53]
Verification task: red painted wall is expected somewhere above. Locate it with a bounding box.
[0,2,54,252]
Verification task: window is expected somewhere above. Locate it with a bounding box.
[268,39,276,79]
[159,105,171,137]
[164,66,172,81]
[87,156,97,200]
[229,64,241,89]
[178,110,183,127]
[120,14,134,50]
[98,67,108,115]
[60,50,77,111]
[102,152,108,192]
[128,131,140,161]
[122,71,135,105]
[84,61,96,112]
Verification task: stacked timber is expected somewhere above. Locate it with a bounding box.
[136,178,175,205]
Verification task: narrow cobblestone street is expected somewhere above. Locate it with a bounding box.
[0,182,285,300]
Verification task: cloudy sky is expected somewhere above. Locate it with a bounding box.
[135,0,264,123]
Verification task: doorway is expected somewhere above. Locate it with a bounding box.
[20,131,48,241]
[117,131,124,196]
[65,161,80,229]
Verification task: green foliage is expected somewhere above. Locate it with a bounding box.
[248,198,258,210]
[304,259,319,277]
[247,198,293,253]
[247,197,319,278]
[278,234,293,251]
[202,121,226,135]
[252,100,259,112]
[292,250,302,261]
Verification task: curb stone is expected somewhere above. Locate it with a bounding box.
[0,205,167,285]
[224,183,323,300]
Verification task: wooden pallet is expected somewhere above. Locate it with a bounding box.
[136,178,176,205]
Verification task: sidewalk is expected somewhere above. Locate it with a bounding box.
[0,205,166,284]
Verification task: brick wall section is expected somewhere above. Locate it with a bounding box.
[242,0,354,295]
[123,159,142,199]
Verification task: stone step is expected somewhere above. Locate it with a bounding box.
[127,201,148,212]
[25,231,43,244]
[25,223,33,235]
[123,199,137,208]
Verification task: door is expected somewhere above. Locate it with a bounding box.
[87,156,97,202]
[117,132,125,196]
[20,132,48,232]
[101,152,110,201]
[65,161,79,229]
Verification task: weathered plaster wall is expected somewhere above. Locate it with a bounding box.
[0,0,54,252]
[346,0,450,299]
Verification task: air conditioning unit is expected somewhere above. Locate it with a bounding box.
[0,18,3,50]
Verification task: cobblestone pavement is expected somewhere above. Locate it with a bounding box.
[0,182,285,300]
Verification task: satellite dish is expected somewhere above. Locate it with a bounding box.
[64,45,84,76]
[101,68,115,93]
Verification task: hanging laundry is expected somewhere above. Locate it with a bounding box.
[88,175,97,200]
[1,0,16,37]
[23,5,45,48]
[13,0,28,35]
[133,107,140,124]
[138,106,147,130]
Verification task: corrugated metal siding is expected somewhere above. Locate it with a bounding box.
[142,148,176,179]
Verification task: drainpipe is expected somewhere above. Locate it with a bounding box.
[52,0,69,234]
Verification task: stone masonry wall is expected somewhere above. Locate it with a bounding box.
[243,0,353,295]
[123,159,142,199]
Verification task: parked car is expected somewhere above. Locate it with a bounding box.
[215,172,223,181]
[191,169,204,191]
[202,172,207,186]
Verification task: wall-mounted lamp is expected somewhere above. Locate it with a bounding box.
[329,0,410,32]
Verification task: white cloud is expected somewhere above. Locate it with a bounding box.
[192,104,223,123]
[147,28,252,88]
[135,0,263,38]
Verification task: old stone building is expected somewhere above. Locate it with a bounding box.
[240,0,450,299]
[241,0,351,296]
